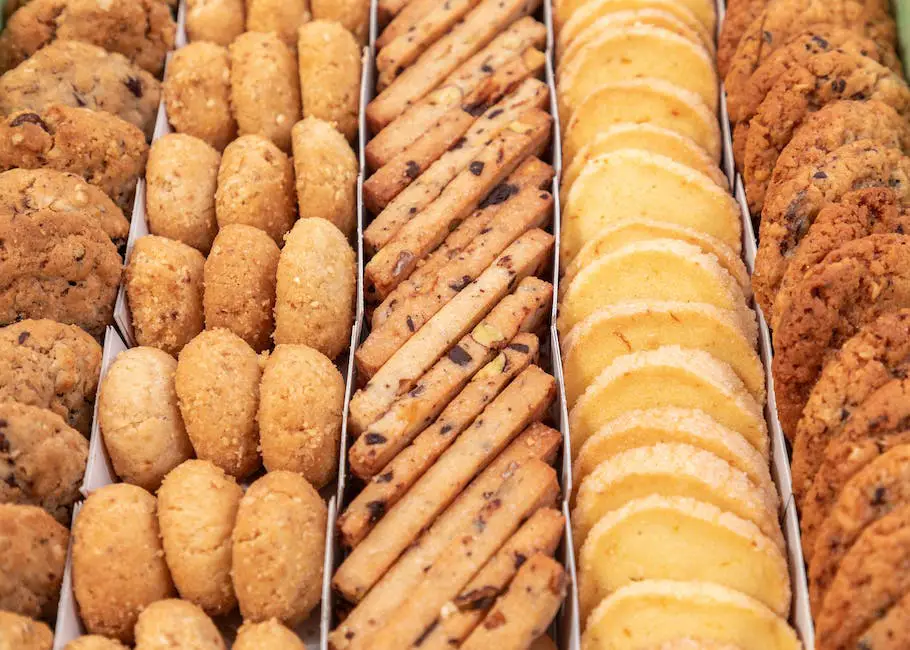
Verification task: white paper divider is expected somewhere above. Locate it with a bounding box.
[53,504,85,647]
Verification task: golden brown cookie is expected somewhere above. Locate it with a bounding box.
[311,0,369,45]
[0,610,53,650]
[63,636,129,650]
[235,619,305,650]
[855,591,910,650]
[717,0,766,76]
[186,0,244,46]
[246,0,310,47]
[134,599,225,650]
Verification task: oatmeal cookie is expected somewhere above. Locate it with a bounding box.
[753,141,910,318]
[0,40,161,138]
[186,0,244,47]
[717,0,766,76]
[856,591,910,650]
[0,0,175,75]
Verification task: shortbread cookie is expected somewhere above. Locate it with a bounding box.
[235,621,305,650]
[0,40,160,137]
[186,0,244,46]
[64,637,129,650]
[772,234,910,437]
[0,105,147,211]
[560,150,741,264]
[0,611,53,650]
[554,0,715,33]
[246,0,310,47]
[134,599,224,650]
[569,346,767,458]
[312,0,370,45]
[717,0,765,76]
[562,301,762,408]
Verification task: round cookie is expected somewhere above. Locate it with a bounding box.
[291,117,357,237]
[0,318,101,435]
[186,0,244,46]
[163,42,237,152]
[0,40,161,137]
[229,32,300,152]
[203,224,280,353]
[555,0,716,34]
[274,218,356,360]
[175,329,261,478]
[98,346,194,491]
[63,637,129,650]
[717,0,766,76]
[771,234,910,438]
[0,402,88,522]
[0,0,176,75]
[234,619,306,650]
[258,344,343,488]
[215,134,296,244]
[145,134,220,253]
[0,167,129,247]
[754,141,910,318]
[125,235,206,356]
[815,505,910,650]
[311,0,370,45]
[134,599,225,650]
[855,591,910,650]
[0,611,53,650]
[0,503,68,619]
[809,445,910,615]
[246,0,310,48]
[794,309,910,505]
[0,201,121,338]
[232,471,327,626]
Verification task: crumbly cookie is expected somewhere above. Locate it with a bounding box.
[0,503,68,619]
[754,141,910,318]
[0,203,121,338]
[0,610,53,650]
[772,234,910,438]
[235,620,305,650]
[163,42,237,152]
[815,505,910,650]
[717,0,766,76]
[186,0,245,47]
[230,31,300,152]
[246,0,310,48]
[297,20,361,143]
[63,637,129,650]
[0,40,161,137]
[311,0,369,45]
[145,134,220,253]
[0,402,88,523]
[0,318,101,435]
[0,0,175,75]
[0,105,148,212]
[856,591,910,650]
[742,50,910,213]
[134,599,225,650]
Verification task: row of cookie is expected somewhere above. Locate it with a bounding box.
[551,2,800,648]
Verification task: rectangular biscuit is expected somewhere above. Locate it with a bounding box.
[357,182,552,377]
[360,461,560,650]
[365,110,552,299]
[419,508,565,649]
[365,78,549,249]
[328,422,562,649]
[350,231,553,434]
[460,554,568,650]
[378,0,430,39]
[335,366,557,603]
[339,333,538,547]
[366,1,544,133]
[378,0,415,25]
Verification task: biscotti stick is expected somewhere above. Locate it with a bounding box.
[329,422,561,649]
[358,461,560,650]
[357,182,552,377]
[378,0,414,24]
[377,0,436,49]
[338,333,539,547]
[350,231,553,433]
[335,366,556,602]
[460,554,567,650]
[365,78,549,247]
[366,0,543,132]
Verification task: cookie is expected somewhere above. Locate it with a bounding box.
[0,503,68,619]
[742,50,910,213]
[163,42,237,152]
[312,0,370,45]
[291,116,357,237]
[215,134,297,244]
[274,218,356,360]
[754,141,910,318]
[134,599,224,650]
[771,234,910,437]
[125,235,205,356]
[186,0,244,46]
[0,402,88,522]
[856,591,910,650]
[203,224,280,353]
[0,0,175,75]
[246,0,310,47]
[98,346,194,490]
[145,134,220,253]
[0,318,101,435]
[63,637,128,650]
[794,309,910,505]
[0,40,161,137]
[555,0,716,33]
[717,0,766,76]
[258,344,344,488]
[0,201,121,337]
[235,620,305,650]
[0,611,53,650]
[0,105,148,212]
[232,471,327,626]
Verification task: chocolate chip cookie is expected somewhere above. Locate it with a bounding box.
[856,590,910,650]
[742,50,910,213]
[0,318,102,435]
[754,141,910,318]
[0,40,161,137]
[0,402,89,523]
[0,0,176,75]
[718,0,767,77]
[0,105,148,212]
[771,234,910,438]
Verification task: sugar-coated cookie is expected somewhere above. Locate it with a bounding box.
[234,619,306,650]
[0,610,53,650]
[134,599,225,650]
[246,0,310,47]
[186,0,245,46]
